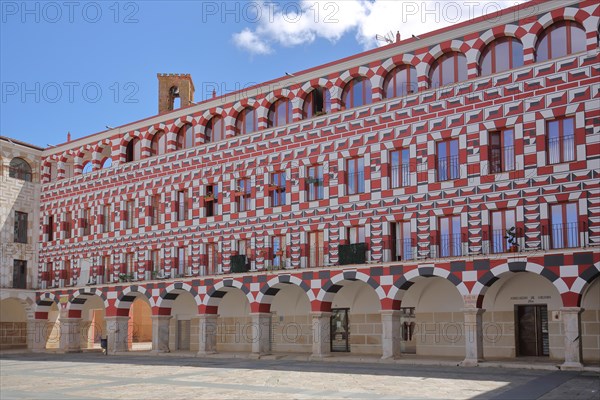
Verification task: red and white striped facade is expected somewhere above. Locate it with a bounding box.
[14,0,600,365]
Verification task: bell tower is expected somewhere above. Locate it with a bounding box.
[157,73,195,113]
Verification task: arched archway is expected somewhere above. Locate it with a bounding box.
[129,296,152,351]
[269,283,312,354]
[214,287,251,353]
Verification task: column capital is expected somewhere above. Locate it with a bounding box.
[150,315,173,321]
[461,308,486,315]
[560,307,583,314]
[104,315,130,321]
[310,311,332,318]
[380,309,403,316]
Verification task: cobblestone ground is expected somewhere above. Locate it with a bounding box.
[0,353,598,400]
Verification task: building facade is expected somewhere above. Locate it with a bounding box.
[1,0,599,367]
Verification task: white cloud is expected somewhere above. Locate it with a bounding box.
[232,0,526,55]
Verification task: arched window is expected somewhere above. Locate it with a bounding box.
[303,87,331,119]
[383,65,418,99]
[536,21,586,62]
[341,77,372,109]
[102,158,112,168]
[126,138,141,162]
[480,37,524,76]
[206,116,225,142]
[429,52,467,88]
[176,124,194,150]
[9,157,32,182]
[235,107,257,136]
[150,130,167,156]
[82,162,93,174]
[267,98,293,128]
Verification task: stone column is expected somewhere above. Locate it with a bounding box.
[151,315,172,353]
[461,308,485,367]
[380,310,402,360]
[250,312,272,357]
[311,311,331,359]
[197,314,218,356]
[27,319,48,352]
[105,316,129,354]
[560,307,583,370]
[59,318,82,353]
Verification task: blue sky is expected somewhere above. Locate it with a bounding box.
[1,1,521,147]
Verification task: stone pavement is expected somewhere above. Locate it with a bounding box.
[0,352,598,399]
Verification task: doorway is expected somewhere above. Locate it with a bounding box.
[515,304,549,357]
[331,308,350,352]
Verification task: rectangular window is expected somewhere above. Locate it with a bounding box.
[177,247,186,276]
[307,165,324,201]
[48,215,54,241]
[126,201,135,229]
[82,208,92,236]
[151,250,160,274]
[206,243,217,275]
[102,205,111,233]
[64,212,72,239]
[547,117,575,164]
[391,149,410,188]
[491,209,517,253]
[176,190,187,221]
[308,231,324,268]
[64,260,72,284]
[205,185,218,217]
[237,178,252,212]
[437,140,460,181]
[46,262,54,286]
[272,235,286,269]
[271,172,287,207]
[101,255,110,284]
[347,158,365,195]
[489,129,515,173]
[12,260,27,289]
[439,215,461,257]
[14,211,28,243]
[125,253,134,275]
[391,221,412,261]
[551,203,579,249]
[150,195,160,225]
[348,226,366,244]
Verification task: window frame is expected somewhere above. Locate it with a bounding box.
[341,77,372,110]
[270,172,287,207]
[480,37,524,76]
[14,211,28,244]
[307,165,324,201]
[536,20,586,62]
[303,87,331,119]
[126,138,141,162]
[9,158,32,182]
[237,178,252,212]
[489,128,516,173]
[235,107,257,136]
[346,157,365,195]
[436,139,460,181]
[205,116,225,142]
[550,202,579,249]
[490,209,517,253]
[439,215,462,257]
[547,117,575,165]
[176,124,194,150]
[267,98,293,128]
[391,221,412,261]
[383,65,417,99]
[390,149,411,188]
[430,52,467,88]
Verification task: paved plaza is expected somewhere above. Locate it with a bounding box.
[0,352,598,399]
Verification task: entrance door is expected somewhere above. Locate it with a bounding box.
[177,319,191,351]
[12,260,27,289]
[330,308,350,352]
[515,305,549,357]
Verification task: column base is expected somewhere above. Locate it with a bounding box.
[196,350,217,357]
[460,359,481,367]
[309,354,331,361]
[559,361,584,371]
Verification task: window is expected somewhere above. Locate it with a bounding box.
[270,172,286,207]
[48,215,54,241]
[272,236,286,269]
[430,52,467,88]
[126,138,141,162]
[235,107,257,135]
[547,117,575,164]
[437,140,460,181]
[82,162,93,174]
[205,185,218,217]
[64,260,72,284]
[13,260,27,289]
[150,130,167,156]
[125,200,135,229]
[125,253,134,275]
[551,203,579,249]
[102,158,112,169]
[237,239,251,257]
[205,116,225,142]
[267,98,293,128]
[480,37,524,76]
[150,195,160,225]
[236,178,252,212]
[341,77,372,109]
[206,243,218,275]
[45,262,54,286]
[82,208,92,236]
[348,226,366,244]
[64,212,72,239]
[151,250,160,274]
[489,129,515,173]
[391,149,410,188]
[347,158,365,195]
[176,124,194,149]
[491,209,516,253]
[102,205,111,233]
[14,211,28,243]
[307,165,324,201]
[176,191,187,221]
[308,231,324,268]
[176,247,186,276]
[537,21,586,62]
[383,65,417,98]
[9,158,32,182]
[101,256,110,284]
[439,216,461,257]
[391,221,412,261]
[303,87,331,118]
